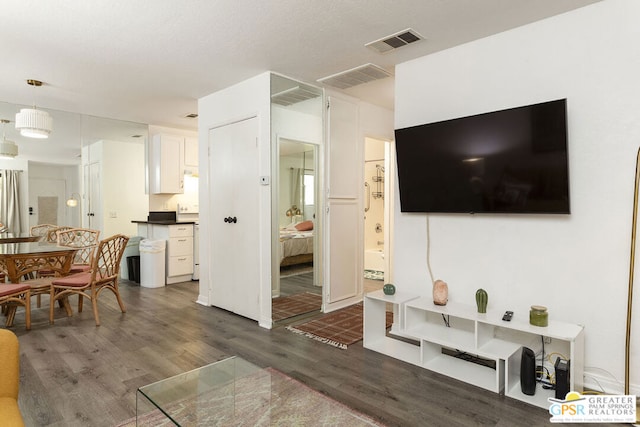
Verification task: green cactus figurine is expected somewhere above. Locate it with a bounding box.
[475,288,488,313]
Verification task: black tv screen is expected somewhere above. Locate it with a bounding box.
[395,99,570,214]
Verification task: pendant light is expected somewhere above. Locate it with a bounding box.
[66,192,80,207]
[15,79,53,139]
[0,119,18,158]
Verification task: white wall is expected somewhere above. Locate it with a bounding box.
[394,0,640,394]
[101,140,148,237]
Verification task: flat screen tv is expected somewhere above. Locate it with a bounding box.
[395,99,570,214]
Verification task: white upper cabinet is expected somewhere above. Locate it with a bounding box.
[184,136,199,169]
[150,134,183,194]
[149,134,199,194]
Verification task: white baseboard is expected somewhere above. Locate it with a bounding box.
[583,371,639,397]
[196,294,209,306]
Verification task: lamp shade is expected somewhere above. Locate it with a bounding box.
[15,108,52,139]
[66,193,80,207]
[0,139,18,158]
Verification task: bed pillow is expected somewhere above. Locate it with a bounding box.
[294,220,313,231]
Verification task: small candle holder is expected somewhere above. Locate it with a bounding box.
[529,305,548,327]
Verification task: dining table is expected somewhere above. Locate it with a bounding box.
[0,233,41,244]
[0,241,78,284]
[0,241,80,327]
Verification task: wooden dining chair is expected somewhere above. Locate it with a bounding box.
[56,228,100,274]
[0,284,31,330]
[19,254,76,311]
[29,224,57,240]
[45,226,73,243]
[35,226,78,281]
[49,234,129,326]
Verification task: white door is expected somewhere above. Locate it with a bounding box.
[208,117,260,320]
[28,178,66,228]
[325,96,361,311]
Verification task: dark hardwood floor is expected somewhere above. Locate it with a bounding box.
[8,280,613,427]
[279,271,319,297]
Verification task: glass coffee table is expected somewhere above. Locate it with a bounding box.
[136,356,382,426]
[137,357,268,426]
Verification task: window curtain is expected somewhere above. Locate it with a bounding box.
[0,169,23,234]
[290,167,303,208]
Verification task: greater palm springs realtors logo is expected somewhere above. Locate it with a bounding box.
[549,391,636,423]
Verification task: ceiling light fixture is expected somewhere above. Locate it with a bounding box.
[15,79,53,139]
[0,119,18,158]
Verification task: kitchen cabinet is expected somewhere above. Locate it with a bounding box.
[137,223,194,284]
[184,137,198,168]
[149,134,183,194]
[149,134,199,194]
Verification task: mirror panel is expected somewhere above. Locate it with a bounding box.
[0,100,148,233]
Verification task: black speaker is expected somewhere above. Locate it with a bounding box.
[520,347,536,396]
[555,357,570,400]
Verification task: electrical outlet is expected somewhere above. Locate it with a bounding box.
[544,336,552,344]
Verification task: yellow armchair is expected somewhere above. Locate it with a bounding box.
[0,329,25,427]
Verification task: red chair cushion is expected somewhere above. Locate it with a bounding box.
[70,264,91,273]
[0,284,30,297]
[52,272,91,288]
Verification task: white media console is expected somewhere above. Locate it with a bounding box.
[363,290,584,409]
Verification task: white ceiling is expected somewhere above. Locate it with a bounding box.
[2,0,600,137]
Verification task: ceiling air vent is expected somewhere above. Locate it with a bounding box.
[317,63,392,90]
[271,85,320,106]
[365,28,424,54]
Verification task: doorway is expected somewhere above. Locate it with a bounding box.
[272,138,321,323]
[28,177,67,228]
[363,137,391,293]
[208,117,261,320]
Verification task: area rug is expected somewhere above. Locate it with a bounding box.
[272,292,322,321]
[116,367,385,426]
[286,303,393,349]
[364,269,384,281]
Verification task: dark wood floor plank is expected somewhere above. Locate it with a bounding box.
[6,280,617,427]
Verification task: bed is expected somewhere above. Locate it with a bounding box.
[279,221,314,267]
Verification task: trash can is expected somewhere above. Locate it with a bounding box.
[127,256,140,284]
[121,236,143,282]
[140,239,166,288]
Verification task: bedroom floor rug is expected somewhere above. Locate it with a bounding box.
[286,303,393,349]
[116,367,385,427]
[272,292,322,321]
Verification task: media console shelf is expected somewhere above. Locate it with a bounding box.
[363,291,584,409]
